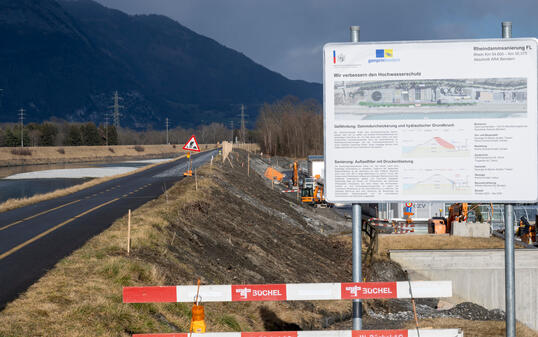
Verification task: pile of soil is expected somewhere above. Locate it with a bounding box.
[149,150,352,286]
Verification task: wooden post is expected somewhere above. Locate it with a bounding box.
[247,153,250,176]
[127,209,131,255]
[195,168,198,191]
[272,179,274,190]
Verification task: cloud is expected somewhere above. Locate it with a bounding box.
[95,0,538,82]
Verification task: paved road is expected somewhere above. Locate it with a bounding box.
[0,150,216,309]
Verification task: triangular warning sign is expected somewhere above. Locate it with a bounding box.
[182,135,200,152]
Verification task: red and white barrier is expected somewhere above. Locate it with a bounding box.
[393,229,415,234]
[132,329,463,337]
[123,281,451,303]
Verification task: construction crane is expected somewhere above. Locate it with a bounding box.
[292,161,298,187]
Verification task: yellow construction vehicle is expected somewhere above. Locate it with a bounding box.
[301,175,325,206]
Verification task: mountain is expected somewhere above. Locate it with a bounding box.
[0,0,321,129]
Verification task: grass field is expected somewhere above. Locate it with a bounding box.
[0,144,216,167]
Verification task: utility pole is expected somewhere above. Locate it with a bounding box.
[501,21,516,337]
[18,108,25,147]
[229,120,234,143]
[165,117,170,144]
[104,111,110,146]
[110,91,124,129]
[350,25,362,331]
[239,104,248,143]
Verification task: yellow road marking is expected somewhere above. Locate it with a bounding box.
[0,199,82,232]
[0,198,120,261]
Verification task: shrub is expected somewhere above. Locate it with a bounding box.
[108,147,115,153]
[57,148,65,154]
[134,145,145,152]
[11,148,32,156]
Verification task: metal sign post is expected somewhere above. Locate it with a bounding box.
[350,25,362,331]
[502,20,516,337]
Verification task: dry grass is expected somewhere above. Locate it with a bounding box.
[376,234,507,257]
[404,318,538,337]
[0,144,217,167]
[0,166,217,336]
[0,155,186,214]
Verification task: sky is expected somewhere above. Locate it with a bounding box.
[95,0,538,83]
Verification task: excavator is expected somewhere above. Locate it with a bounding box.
[429,202,469,234]
[301,175,325,206]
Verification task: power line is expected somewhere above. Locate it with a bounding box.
[108,91,124,129]
[18,108,25,147]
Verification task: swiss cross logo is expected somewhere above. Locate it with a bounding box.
[235,287,252,299]
[346,285,361,297]
[231,284,286,301]
[341,282,397,299]
[352,330,408,337]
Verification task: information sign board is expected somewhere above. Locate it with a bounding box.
[323,38,538,203]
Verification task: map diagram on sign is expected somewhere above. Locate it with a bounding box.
[334,77,527,121]
[402,169,472,195]
[402,136,470,158]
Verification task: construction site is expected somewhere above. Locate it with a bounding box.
[0,145,537,336]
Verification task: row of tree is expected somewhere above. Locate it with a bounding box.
[0,121,239,147]
[0,122,119,147]
[256,96,323,157]
[1,96,322,152]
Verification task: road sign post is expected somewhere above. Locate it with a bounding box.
[349,25,363,331]
[182,135,201,177]
[502,21,516,337]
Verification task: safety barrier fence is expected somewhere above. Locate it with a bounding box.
[123,281,452,303]
[123,281,457,336]
[132,329,463,337]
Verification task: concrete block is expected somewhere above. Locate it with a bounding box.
[390,249,538,332]
[451,221,490,238]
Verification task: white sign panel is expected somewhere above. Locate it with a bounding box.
[323,38,538,203]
